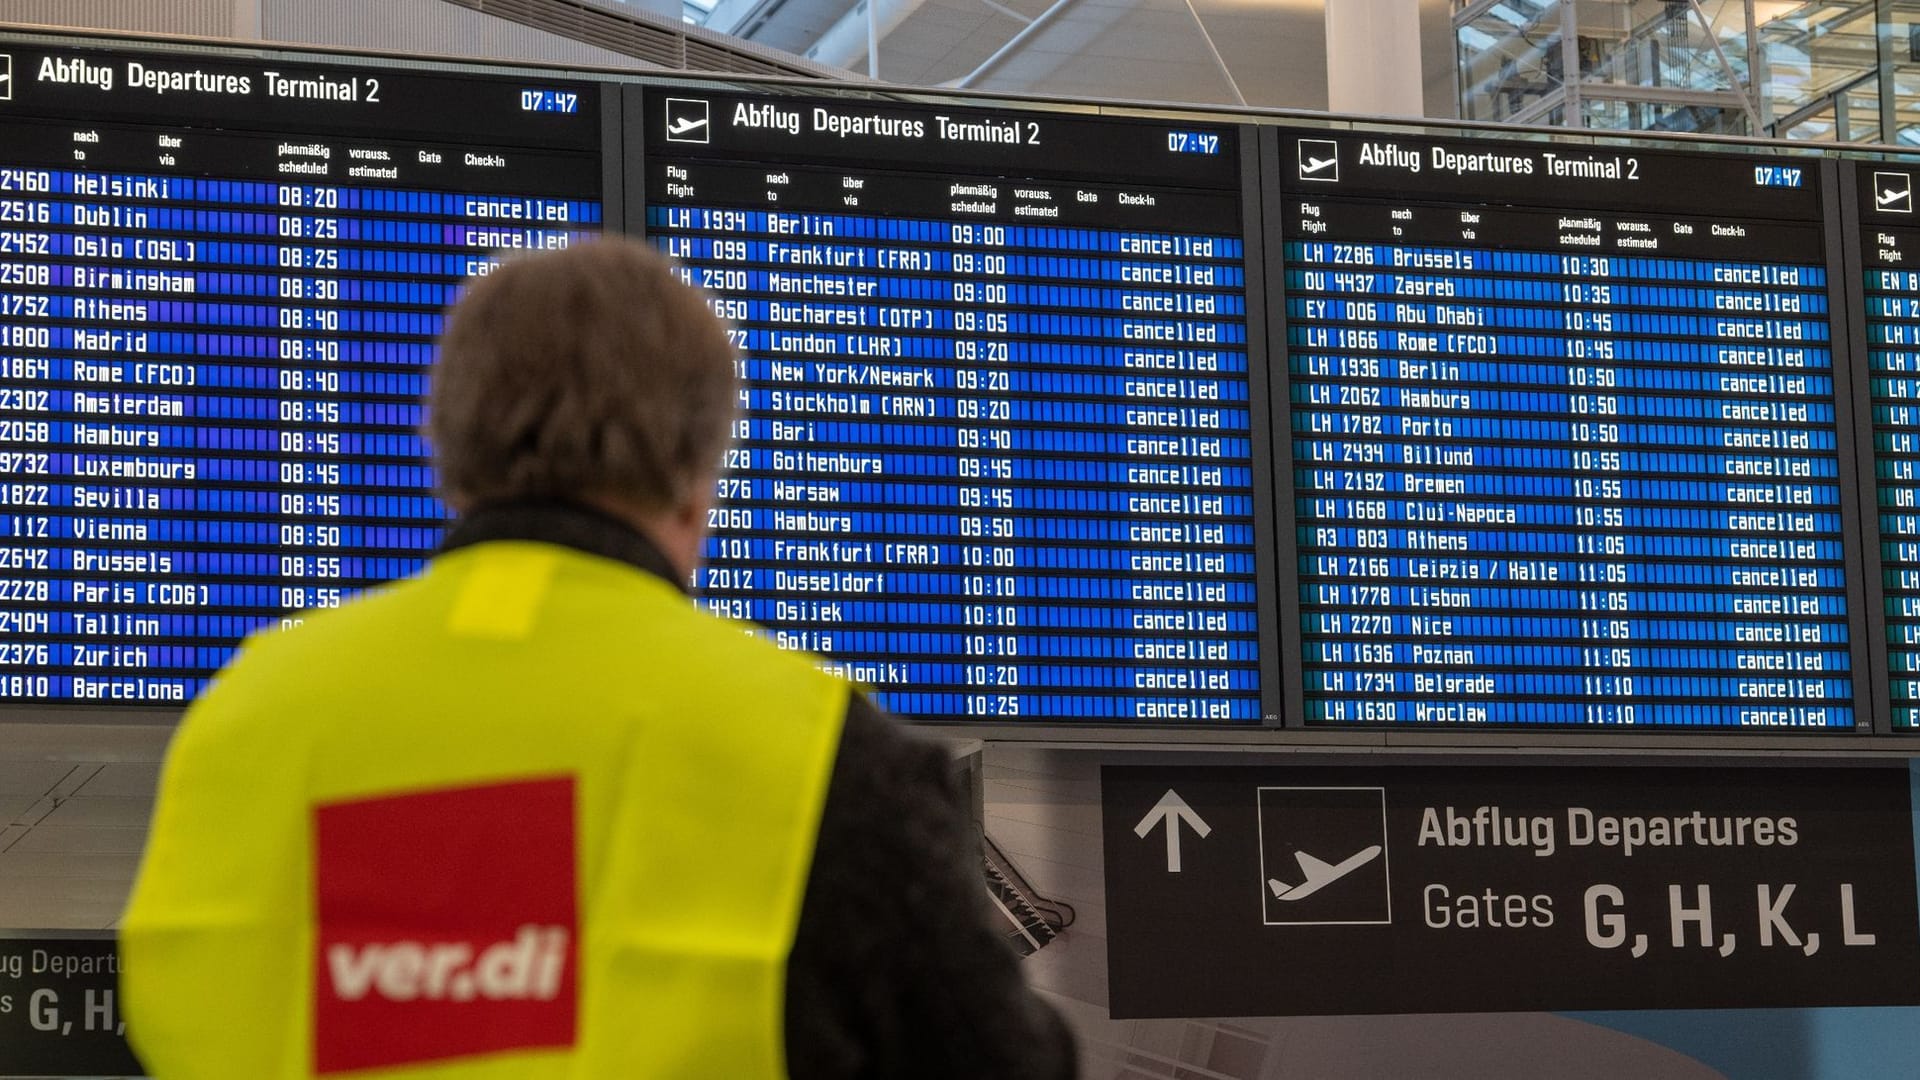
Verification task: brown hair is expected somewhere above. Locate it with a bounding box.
[426,237,738,512]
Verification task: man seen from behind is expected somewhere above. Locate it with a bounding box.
[120,237,1077,1079]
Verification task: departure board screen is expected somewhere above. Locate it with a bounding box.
[0,41,603,706]
[1855,163,1920,730]
[1280,133,1860,728]
[644,92,1271,723]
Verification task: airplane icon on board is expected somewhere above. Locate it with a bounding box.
[1297,138,1338,182]
[0,56,12,102]
[1267,844,1382,902]
[664,98,710,143]
[1875,171,1912,213]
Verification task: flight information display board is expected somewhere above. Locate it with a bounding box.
[1278,132,1861,728]
[643,91,1271,722]
[1854,162,1920,730]
[0,41,604,705]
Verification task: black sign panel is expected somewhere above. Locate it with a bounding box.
[1278,131,1823,218]
[0,935,140,1076]
[1103,764,1920,1016]
[644,90,1239,190]
[3,41,601,150]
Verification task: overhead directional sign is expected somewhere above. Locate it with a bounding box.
[1102,764,1920,1017]
[0,934,142,1077]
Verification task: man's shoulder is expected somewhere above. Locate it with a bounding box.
[213,541,856,717]
[814,695,960,860]
[834,696,950,780]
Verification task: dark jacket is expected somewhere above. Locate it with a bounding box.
[443,502,1077,1080]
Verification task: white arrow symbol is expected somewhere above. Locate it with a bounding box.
[1134,789,1210,873]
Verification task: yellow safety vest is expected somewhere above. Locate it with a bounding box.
[121,541,848,1079]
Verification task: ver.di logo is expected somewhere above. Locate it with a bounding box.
[314,776,579,1074]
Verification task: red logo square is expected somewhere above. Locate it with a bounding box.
[314,776,578,1074]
